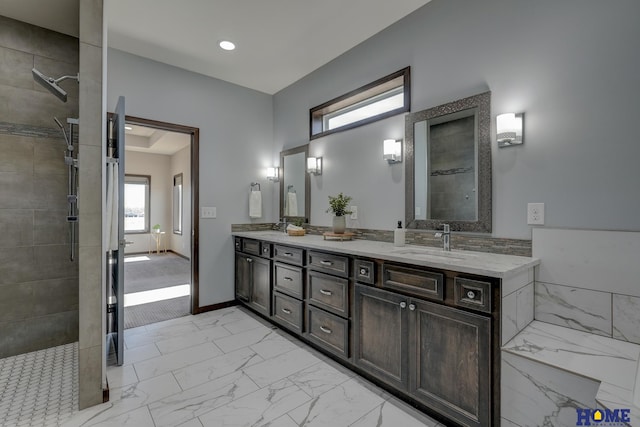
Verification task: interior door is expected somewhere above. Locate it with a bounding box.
[107,96,125,366]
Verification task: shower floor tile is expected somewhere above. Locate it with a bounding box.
[0,342,78,427]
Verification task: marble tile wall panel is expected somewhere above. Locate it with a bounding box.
[535,282,612,336]
[501,351,599,427]
[502,291,518,345]
[533,228,640,297]
[516,283,534,330]
[613,294,640,345]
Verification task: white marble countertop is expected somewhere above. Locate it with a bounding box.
[232,231,539,279]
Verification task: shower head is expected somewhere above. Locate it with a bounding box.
[32,68,78,103]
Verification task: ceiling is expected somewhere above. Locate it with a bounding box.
[125,124,190,156]
[0,0,431,95]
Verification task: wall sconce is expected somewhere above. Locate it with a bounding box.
[496,113,524,148]
[266,167,279,182]
[307,157,322,175]
[383,139,402,163]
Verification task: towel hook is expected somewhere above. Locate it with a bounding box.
[250,182,261,192]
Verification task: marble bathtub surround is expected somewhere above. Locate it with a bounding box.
[535,282,612,337]
[613,294,640,345]
[502,320,640,426]
[231,223,533,257]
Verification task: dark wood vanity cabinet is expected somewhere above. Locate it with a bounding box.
[234,236,498,427]
[355,275,492,427]
[234,239,271,317]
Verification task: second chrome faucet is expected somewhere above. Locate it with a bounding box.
[435,224,451,251]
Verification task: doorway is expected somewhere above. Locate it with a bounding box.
[121,116,200,328]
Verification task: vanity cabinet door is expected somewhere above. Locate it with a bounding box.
[409,299,491,427]
[354,284,409,391]
[247,255,271,317]
[235,252,251,303]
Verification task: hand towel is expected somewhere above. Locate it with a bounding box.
[286,224,303,231]
[249,190,262,218]
[286,192,298,217]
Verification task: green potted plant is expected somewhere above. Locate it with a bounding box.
[152,224,161,233]
[326,192,352,234]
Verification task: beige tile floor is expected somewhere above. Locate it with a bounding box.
[3,306,443,426]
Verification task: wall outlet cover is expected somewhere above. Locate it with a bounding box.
[201,206,216,218]
[350,206,358,220]
[527,203,544,225]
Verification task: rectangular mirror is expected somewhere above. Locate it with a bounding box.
[280,144,310,222]
[406,91,491,232]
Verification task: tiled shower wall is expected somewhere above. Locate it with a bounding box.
[0,16,79,358]
[532,228,640,344]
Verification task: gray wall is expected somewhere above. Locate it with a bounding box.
[273,0,640,238]
[107,49,275,306]
[0,16,79,358]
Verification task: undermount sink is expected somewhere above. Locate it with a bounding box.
[391,247,470,261]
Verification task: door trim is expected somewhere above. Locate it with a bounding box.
[120,115,201,314]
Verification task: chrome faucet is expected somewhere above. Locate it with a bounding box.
[435,224,451,251]
[277,218,289,233]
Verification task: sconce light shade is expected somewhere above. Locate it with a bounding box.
[383,139,402,163]
[497,113,524,148]
[307,157,322,175]
[266,167,279,182]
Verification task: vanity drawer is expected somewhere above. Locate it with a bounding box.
[273,245,305,266]
[307,306,349,359]
[274,262,304,299]
[273,292,303,333]
[307,271,349,317]
[382,263,444,301]
[354,259,375,285]
[454,277,492,314]
[308,251,349,278]
[241,239,261,256]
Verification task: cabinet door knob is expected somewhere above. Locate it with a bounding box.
[399,301,407,309]
[409,303,416,311]
[319,326,332,334]
[467,290,476,299]
[281,308,292,315]
[246,258,253,263]
[359,268,368,275]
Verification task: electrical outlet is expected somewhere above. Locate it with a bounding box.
[350,206,358,220]
[527,203,544,225]
[201,206,217,218]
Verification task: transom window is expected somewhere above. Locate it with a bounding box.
[310,67,410,139]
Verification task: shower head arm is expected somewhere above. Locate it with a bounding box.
[53,74,79,84]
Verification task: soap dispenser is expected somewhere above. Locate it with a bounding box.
[394,221,405,247]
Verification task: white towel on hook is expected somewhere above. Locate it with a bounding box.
[286,192,298,217]
[106,162,119,251]
[249,190,262,218]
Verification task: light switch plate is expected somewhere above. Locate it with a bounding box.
[201,206,216,218]
[350,206,358,220]
[527,203,544,225]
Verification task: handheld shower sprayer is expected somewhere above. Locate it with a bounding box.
[32,68,78,103]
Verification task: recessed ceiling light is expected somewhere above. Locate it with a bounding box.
[219,40,236,51]
[124,126,133,131]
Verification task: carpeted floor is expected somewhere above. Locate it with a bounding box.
[124,252,191,329]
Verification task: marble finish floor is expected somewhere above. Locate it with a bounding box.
[64,306,442,427]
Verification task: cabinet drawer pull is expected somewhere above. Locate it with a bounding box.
[409,303,416,311]
[320,260,333,266]
[399,301,407,309]
[281,308,292,315]
[319,326,332,334]
[319,289,333,296]
[283,277,293,282]
[283,252,294,257]
[246,258,253,263]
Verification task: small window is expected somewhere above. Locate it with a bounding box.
[124,175,150,233]
[173,173,183,235]
[310,67,410,139]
